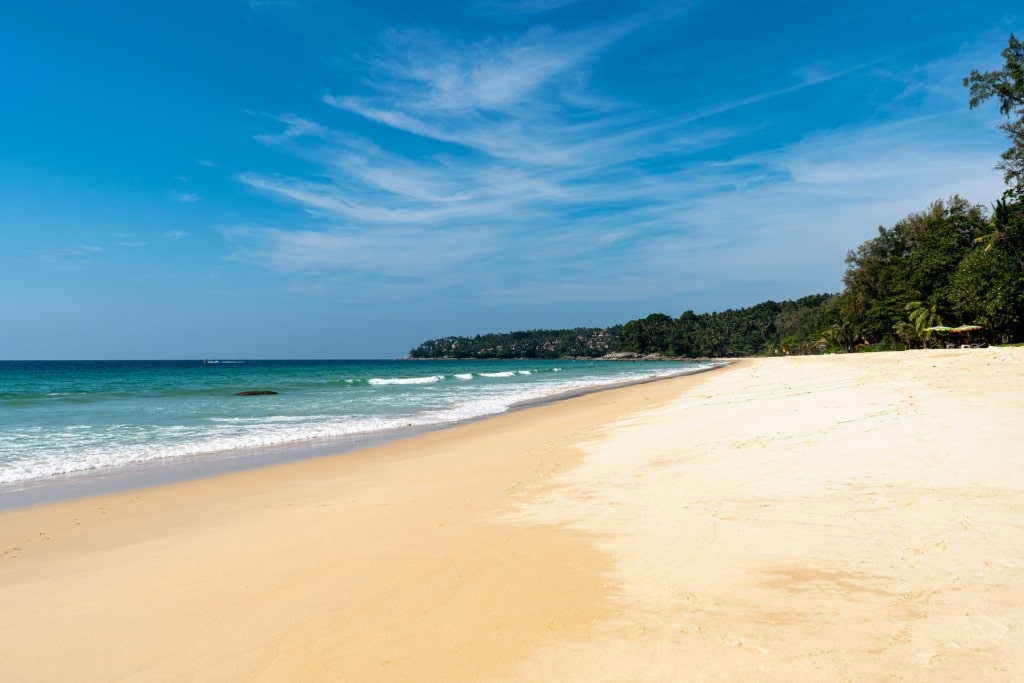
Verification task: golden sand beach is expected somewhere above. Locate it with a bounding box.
[1,348,1022,681]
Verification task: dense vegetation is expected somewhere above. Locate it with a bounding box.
[409,327,621,359]
[619,295,839,357]
[409,36,1024,360]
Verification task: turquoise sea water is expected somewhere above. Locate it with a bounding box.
[0,359,717,491]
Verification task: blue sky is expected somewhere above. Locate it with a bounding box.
[0,1,1019,359]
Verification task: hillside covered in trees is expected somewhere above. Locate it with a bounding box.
[409,35,1024,361]
[409,327,621,359]
[408,295,844,359]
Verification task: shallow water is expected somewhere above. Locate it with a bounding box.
[0,359,717,498]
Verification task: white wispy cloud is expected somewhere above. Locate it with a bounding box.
[317,20,638,169]
[222,224,496,278]
[253,114,327,146]
[27,245,103,269]
[165,230,189,240]
[113,233,148,248]
[227,9,1010,308]
[175,192,201,203]
[480,0,586,14]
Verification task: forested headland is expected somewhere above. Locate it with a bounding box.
[409,35,1024,360]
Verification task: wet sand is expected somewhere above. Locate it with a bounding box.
[1,348,1021,681]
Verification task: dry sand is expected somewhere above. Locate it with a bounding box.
[1,348,1022,681]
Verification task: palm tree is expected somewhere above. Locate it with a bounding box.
[975,199,1024,270]
[893,320,922,349]
[905,300,945,343]
[825,320,859,353]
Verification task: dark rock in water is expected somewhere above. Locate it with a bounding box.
[235,390,278,396]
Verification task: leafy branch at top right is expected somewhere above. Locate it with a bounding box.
[965,33,1024,198]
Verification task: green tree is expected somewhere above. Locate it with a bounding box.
[975,198,1024,270]
[621,313,674,354]
[949,245,1024,340]
[950,198,1024,341]
[842,198,987,343]
[905,299,946,344]
[774,294,835,354]
[902,197,987,302]
[842,222,912,342]
[893,320,923,350]
[964,34,1024,195]
[825,319,860,353]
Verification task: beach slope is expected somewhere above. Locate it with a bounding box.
[1,348,1022,681]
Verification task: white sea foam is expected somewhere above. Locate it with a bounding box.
[454,373,473,380]
[480,371,517,378]
[368,375,443,385]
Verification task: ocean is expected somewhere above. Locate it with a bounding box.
[0,358,718,504]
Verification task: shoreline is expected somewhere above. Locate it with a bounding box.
[0,362,726,511]
[2,348,1020,681]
